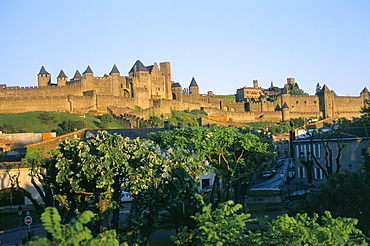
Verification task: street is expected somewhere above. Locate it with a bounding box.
[251,157,292,190]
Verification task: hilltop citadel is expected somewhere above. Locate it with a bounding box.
[0,60,369,123]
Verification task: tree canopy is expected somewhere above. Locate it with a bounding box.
[149,126,274,207]
[292,170,370,236]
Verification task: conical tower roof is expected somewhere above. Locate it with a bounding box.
[282,102,289,109]
[110,64,120,74]
[189,77,198,87]
[83,65,93,74]
[129,60,148,73]
[171,82,182,88]
[275,104,281,111]
[360,87,369,94]
[38,66,50,75]
[73,70,82,79]
[321,84,330,91]
[57,69,67,78]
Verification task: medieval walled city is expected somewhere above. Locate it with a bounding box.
[0,60,369,124]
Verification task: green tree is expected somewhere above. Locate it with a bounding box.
[51,131,139,231]
[173,195,252,246]
[57,119,85,135]
[268,121,291,134]
[353,99,370,140]
[19,147,58,215]
[148,115,162,125]
[294,170,370,236]
[364,147,370,176]
[289,117,304,129]
[50,131,206,244]
[149,126,273,208]
[25,207,124,246]
[0,123,15,133]
[99,114,114,128]
[289,88,309,95]
[251,211,367,245]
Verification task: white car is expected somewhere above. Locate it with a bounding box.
[121,191,132,203]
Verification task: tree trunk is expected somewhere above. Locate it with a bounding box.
[112,175,120,231]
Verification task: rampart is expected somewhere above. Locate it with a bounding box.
[0,96,70,113]
[0,60,368,124]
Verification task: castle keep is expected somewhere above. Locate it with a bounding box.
[0,60,369,123]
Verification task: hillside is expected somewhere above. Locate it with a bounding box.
[0,111,125,135]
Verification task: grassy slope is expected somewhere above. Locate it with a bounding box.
[0,111,125,133]
[245,121,273,130]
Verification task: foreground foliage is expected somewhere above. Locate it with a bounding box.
[173,196,367,246]
[25,207,124,246]
[173,195,251,246]
[251,211,367,245]
[295,170,370,236]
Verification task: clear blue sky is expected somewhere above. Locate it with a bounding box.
[1,1,369,96]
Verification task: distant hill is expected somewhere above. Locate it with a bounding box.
[0,111,125,135]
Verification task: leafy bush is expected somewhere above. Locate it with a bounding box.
[289,117,304,128]
[148,115,162,124]
[57,120,85,135]
[190,109,208,117]
[134,105,142,111]
[0,123,15,133]
[290,89,309,95]
[173,195,251,246]
[268,122,291,134]
[251,212,367,245]
[99,114,114,128]
[24,207,123,246]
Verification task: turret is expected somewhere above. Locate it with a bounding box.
[360,87,369,98]
[82,66,93,78]
[317,84,335,119]
[82,66,94,91]
[281,102,290,121]
[129,60,149,77]
[110,64,121,96]
[110,64,120,75]
[171,82,182,101]
[189,77,199,95]
[37,66,51,87]
[253,80,259,88]
[72,70,82,80]
[57,69,68,86]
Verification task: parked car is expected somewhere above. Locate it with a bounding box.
[275,159,284,168]
[263,171,275,179]
[121,191,132,203]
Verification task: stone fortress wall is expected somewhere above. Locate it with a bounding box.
[0,60,368,123]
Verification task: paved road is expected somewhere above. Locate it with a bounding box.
[251,157,292,190]
[0,223,45,246]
